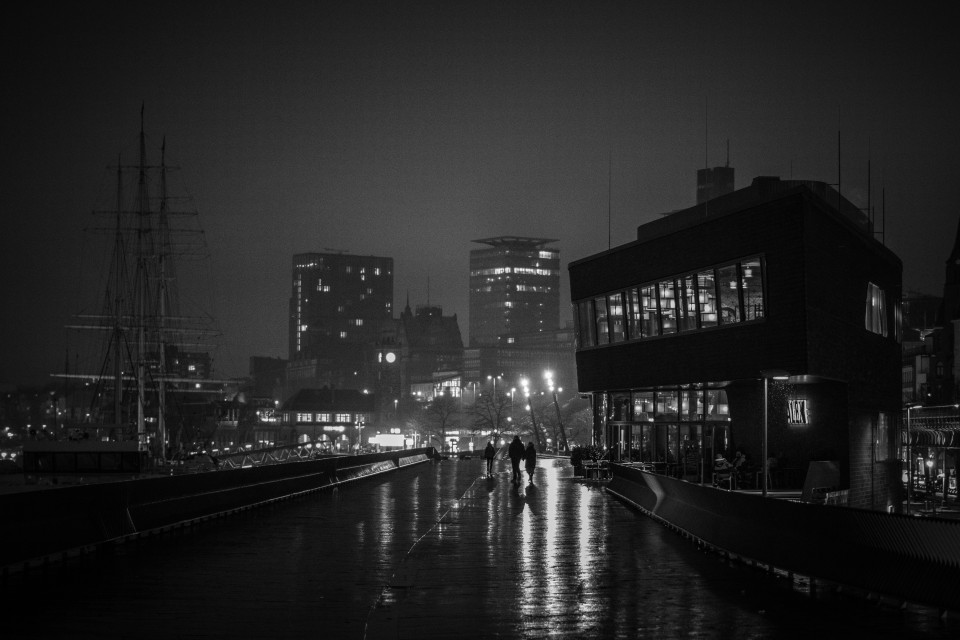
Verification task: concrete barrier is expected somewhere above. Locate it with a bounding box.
[606,463,960,613]
[0,448,435,571]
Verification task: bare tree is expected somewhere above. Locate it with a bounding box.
[467,390,512,444]
[421,394,459,451]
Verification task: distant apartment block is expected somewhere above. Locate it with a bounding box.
[288,252,394,389]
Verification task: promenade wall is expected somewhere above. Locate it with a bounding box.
[606,463,960,613]
[0,448,433,570]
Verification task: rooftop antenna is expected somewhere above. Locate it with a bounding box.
[704,96,709,171]
[881,171,886,247]
[607,151,612,250]
[837,105,842,204]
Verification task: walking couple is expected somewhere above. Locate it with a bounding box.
[508,435,537,484]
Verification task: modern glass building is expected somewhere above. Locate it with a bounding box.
[570,177,903,511]
[469,236,560,347]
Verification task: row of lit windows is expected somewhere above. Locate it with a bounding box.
[292,412,369,424]
[604,388,730,422]
[575,257,765,349]
[471,267,558,277]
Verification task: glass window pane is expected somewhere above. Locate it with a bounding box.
[609,391,631,421]
[641,285,657,337]
[705,389,729,421]
[594,296,609,344]
[698,270,718,328]
[717,264,741,324]
[679,276,697,332]
[741,258,764,320]
[577,300,595,347]
[658,280,677,334]
[655,390,679,421]
[680,388,703,421]
[632,391,654,421]
[608,292,626,342]
[626,288,642,340]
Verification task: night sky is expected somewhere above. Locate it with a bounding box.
[4,1,958,386]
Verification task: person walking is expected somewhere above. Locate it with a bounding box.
[508,435,525,485]
[524,441,537,483]
[483,441,496,477]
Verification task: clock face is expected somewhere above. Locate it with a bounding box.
[385,352,396,364]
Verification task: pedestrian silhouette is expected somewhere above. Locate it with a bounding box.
[508,435,525,485]
[484,441,496,477]
[524,441,537,483]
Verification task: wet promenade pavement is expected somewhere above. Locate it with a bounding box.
[2,457,955,639]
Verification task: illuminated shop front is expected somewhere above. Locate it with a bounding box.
[570,177,903,510]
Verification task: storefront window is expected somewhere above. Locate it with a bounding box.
[717,263,741,324]
[658,280,677,334]
[698,270,718,328]
[594,296,609,344]
[742,258,764,320]
[632,391,654,421]
[680,388,703,421]
[655,390,679,421]
[705,389,729,421]
[608,292,626,342]
[609,391,631,421]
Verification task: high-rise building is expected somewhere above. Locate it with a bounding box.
[469,237,560,347]
[696,165,735,204]
[288,252,394,388]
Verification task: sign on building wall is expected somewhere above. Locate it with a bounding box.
[788,399,808,424]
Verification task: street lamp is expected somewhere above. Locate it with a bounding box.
[761,369,789,497]
[544,370,569,453]
[488,374,502,437]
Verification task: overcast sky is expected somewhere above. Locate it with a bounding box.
[3,1,958,386]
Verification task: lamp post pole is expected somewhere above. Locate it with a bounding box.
[906,404,913,514]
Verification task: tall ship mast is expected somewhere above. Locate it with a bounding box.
[47,110,227,469]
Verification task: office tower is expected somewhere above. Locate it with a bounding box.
[469,236,559,347]
[696,165,735,204]
[289,252,394,384]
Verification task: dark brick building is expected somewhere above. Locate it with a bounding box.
[569,176,902,511]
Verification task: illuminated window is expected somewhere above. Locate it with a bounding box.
[697,270,718,328]
[717,264,741,324]
[658,280,677,334]
[336,413,351,423]
[608,292,625,342]
[865,282,887,336]
[741,259,764,320]
[296,413,313,423]
[594,295,609,344]
[678,276,697,332]
[317,413,331,422]
[626,288,642,339]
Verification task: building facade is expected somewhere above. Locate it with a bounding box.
[469,236,560,347]
[570,176,903,511]
[288,252,394,392]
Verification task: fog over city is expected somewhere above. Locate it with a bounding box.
[4,1,958,385]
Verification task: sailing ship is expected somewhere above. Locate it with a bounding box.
[33,110,229,473]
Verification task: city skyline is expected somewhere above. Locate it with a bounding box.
[4,1,959,386]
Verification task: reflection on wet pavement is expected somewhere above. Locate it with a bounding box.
[2,457,954,639]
